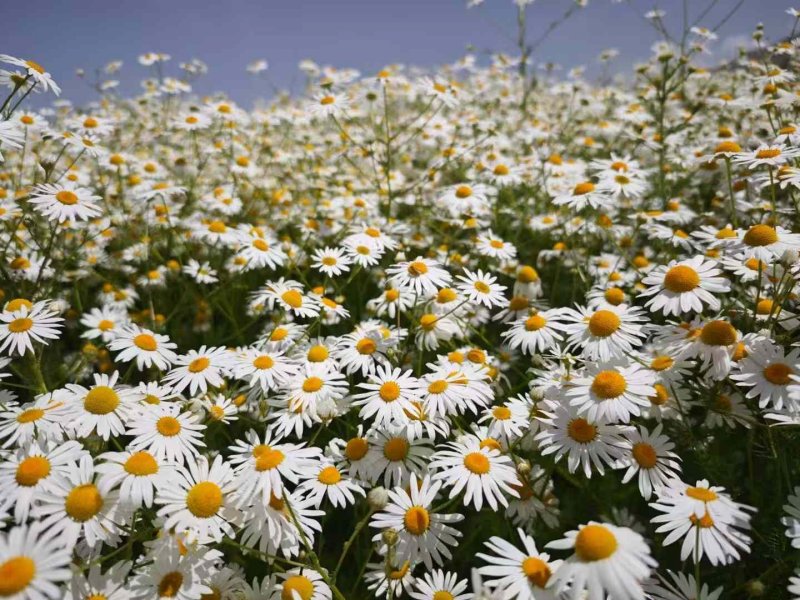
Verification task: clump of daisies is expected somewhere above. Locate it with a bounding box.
[2,8,800,600]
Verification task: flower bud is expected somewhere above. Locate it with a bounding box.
[368,487,390,510]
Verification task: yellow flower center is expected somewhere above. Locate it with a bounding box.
[253,445,285,471]
[428,379,448,394]
[158,572,184,597]
[281,575,314,600]
[317,466,342,485]
[345,437,369,461]
[320,95,335,105]
[186,481,223,518]
[521,556,551,587]
[437,288,457,304]
[8,318,33,333]
[763,362,792,385]
[307,345,329,362]
[0,557,36,596]
[124,451,159,476]
[16,408,44,423]
[281,290,303,308]
[84,386,120,415]
[463,452,490,474]
[379,381,401,402]
[650,355,674,371]
[55,190,78,205]
[383,437,409,461]
[455,185,473,199]
[473,281,491,294]
[686,486,718,502]
[492,406,512,420]
[743,224,778,247]
[134,333,158,351]
[419,314,438,331]
[632,442,657,468]
[517,265,539,283]
[573,182,595,195]
[15,455,51,486]
[208,221,227,234]
[663,265,700,293]
[756,148,781,159]
[574,524,617,561]
[188,357,210,373]
[404,506,430,535]
[524,314,547,331]
[591,371,627,399]
[5,298,32,312]
[156,416,182,437]
[650,383,669,405]
[25,60,46,74]
[98,319,115,332]
[433,592,454,600]
[408,260,429,276]
[253,238,270,251]
[356,338,377,355]
[588,310,620,337]
[253,355,275,370]
[65,483,104,522]
[302,376,323,393]
[567,418,597,443]
[699,320,736,346]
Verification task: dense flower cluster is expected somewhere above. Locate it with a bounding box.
[1,7,800,600]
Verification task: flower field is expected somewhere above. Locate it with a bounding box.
[2,5,800,600]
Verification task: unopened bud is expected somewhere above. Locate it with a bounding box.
[368,487,389,510]
[381,529,399,547]
[745,580,765,597]
[516,459,532,477]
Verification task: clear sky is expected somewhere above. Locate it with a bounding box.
[2,0,794,108]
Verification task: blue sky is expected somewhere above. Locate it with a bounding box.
[3,0,793,108]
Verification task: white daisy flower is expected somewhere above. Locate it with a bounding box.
[639,256,730,316]
[126,402,206,464]
[28,183,102,222]
[370,473,464,569]
[0,522,72,600]
[162,345,232,395]
[107,325,178,371]
[63,371,137,440]
[0,302,63,356]
[296,461,365,508]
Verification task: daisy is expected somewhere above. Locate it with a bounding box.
[501,309,566,355]
[126,402,206,464]
[271,569,331,600]
[678,318,741,381]
[65,561,132,600]
[0,55,61,94]
[734,223,800,261]
[307,90,349,118]
[617,424,681,500]
[0,439,86,523]
[95,448,174,509]
[261,280,321,318]
[475,230,517,261]
[182,259,218,284]
[28,183,102,222]
[162,346,232,395]
[282,363,349,414]
[366,426,433,487]
[370,473,464,569]
[534,404,630,478]
[639,256,730,316]
[546,521,656,600]
[430,438,519,511]
[387,257,452,296]
[33,454,125,549]
[0,523,72,600]
[565,362,657,423]
[0,391,69,448]
[409,569,470,600]
[63,371,137,440]
[734,143,799,168]
[782,486,800,549]
[107,325,178,371]
[334,328,390,376]
[476,528,561,599]
[650,479,755,565]
[128,544,213,600]
[416,312,460,350]
[311,246,351,277]
[0,302,63,356]
[296,461,365,508]
[155,455,241,544]
[456,269,507,308]
[232,346,298,393]
[79,306,129,343]
[730,339,800,410]
[644,570,723,600]
[562,304,647,362]
[477,397,531,443]
[553,181,613,210]
[354,365,420,427]
[229,429,322,502]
